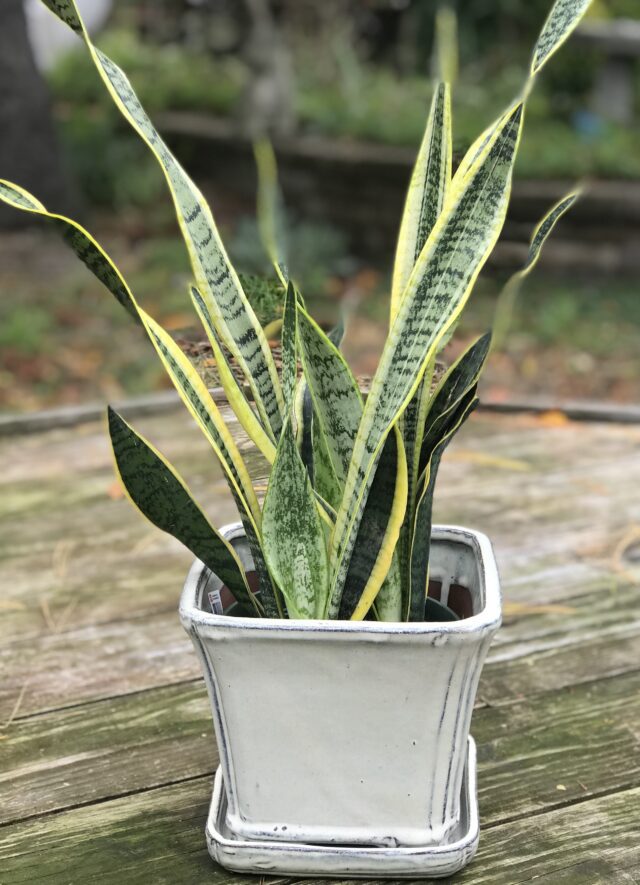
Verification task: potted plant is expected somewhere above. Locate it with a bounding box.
[1,0,591,876]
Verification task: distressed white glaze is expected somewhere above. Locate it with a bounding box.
[180,524,500,857]
[206,738,478,878]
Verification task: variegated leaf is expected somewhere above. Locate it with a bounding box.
[0,180,138,322]
[418,332,491,477]
[108,407,261,616]
[141,312,260,514]
[454,0,592,188]
[0,179,267,546]
[391,82,452,319]
[38,0,283,437]
[397,356,435,601]
[262,418,330,619]
[373,557,404,622]
[312,417,342,512]
[190,286,277,462]
[524,190,581,273]
[340,427,407,621]
[138,313,284,616]
[492,190,580,349]
[531,0,593,75]
[393,32,453,604]
[297,308,363,487]
[409,391,478,620]
[281,282,297,413]
[328,103,523,617]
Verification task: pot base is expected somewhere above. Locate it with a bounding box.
[205,737,479,878]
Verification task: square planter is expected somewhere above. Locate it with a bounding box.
[180,523,500,872]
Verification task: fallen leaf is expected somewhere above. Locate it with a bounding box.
[107,480,125,500]
[536,410,571,428]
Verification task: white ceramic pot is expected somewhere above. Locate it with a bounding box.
[180,523,500,860]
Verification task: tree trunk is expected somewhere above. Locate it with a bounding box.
[0,0,79,227]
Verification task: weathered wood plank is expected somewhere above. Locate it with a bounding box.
[0,407,268,642]
[1,774,639,884]
[0,682,212,826]
[2,412,638,647]
[3,571,639,722]
[2,408,639,880]
[2,667,639,831]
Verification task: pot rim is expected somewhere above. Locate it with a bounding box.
[180,523,501,637]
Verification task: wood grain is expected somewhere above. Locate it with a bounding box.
[2,405,639,882]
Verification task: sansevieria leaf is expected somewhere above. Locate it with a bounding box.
[393,22,454,605]
[341,427,408,621]
[262,418,330,619]
[328,102,523,617]
[297,308,363,487]
[140,312,261,519]
[0,178,265,538]
[418,332,491,476]
[190,286,277,462]
[409,390,479,620]
[38,0,283,438]
[281,282,297,413]
[492,190,580,349]
[391,81,452,321]
[453,0,592,189]
[0,180,139,322]
[531,0,593,75]
[108,407,261,617]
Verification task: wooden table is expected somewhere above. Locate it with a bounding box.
[2,400,640,883]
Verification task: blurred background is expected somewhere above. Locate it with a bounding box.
[0,0,638,413]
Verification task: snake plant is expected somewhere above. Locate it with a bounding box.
[1,0,590,621]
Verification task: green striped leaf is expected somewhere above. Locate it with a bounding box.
[262,418,330,619]
[492,190,580,349]
[297,308,363,487]
[455,0,591,191]
[454,1,591,190]
[391,82,452,319]
[281,282,297,413]
[108,407,261,617]
[40,0,81,30]
[373,558,404,622]
[397,356,435,606]
[523,190,581,273]
[409,391,478,621]
[340,427,407,621]
[189,286,277,461]
[418,332,491,477]
[0,179,284,611]
[531,0,593,75]
[328,102,523,616]
[311,417,342,512]
[141,312,260,518]
[0,180,266,540]
[0,180,138,322]
[39,0,283,437]
[393,36,453,606]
